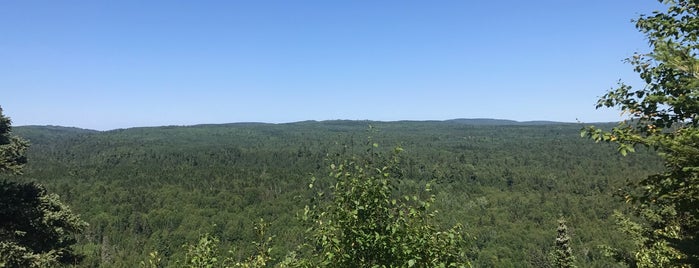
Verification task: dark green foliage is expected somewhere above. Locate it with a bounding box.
[5,121,663,267]
[0,106,86,267]
[583,1,699,266]
[0,107,28,175]
[0,180,87,266]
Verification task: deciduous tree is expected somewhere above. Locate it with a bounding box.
[298,145,469,267]
[583,1,699,266]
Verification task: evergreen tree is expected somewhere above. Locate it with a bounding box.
[0,106,87,267]
[0,107,27,174]
[554,217,575,268]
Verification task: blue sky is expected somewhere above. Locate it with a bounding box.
[2,1,664,130]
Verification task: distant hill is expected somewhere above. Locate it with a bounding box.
[13,125,98,145]
[444,118,585,125]
[14,119,612,134]
[444,118,520,125]
[15,125,99,133]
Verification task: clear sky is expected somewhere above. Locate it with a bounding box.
[2,0,664,130]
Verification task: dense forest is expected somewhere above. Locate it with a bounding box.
[3,1,699,267]
[1,120,663,267]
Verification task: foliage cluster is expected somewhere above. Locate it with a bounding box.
[0,107,86,268]
[584,0,699,266]
[296,146,468,267]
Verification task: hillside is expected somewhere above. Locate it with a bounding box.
[5,120,660,267]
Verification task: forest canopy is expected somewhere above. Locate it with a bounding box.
[3,120,663,267]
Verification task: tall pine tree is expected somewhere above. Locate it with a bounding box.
[0,106,87,267]
[554,217,576,268]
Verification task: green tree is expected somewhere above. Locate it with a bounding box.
[0,107,27,174]
[583,1,699,266]
[182,234,220,268]
[0,106,87,267]
[177,221,274,268]
[298,145,469,268]
[554,217,576,268]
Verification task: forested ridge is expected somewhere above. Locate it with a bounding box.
[2,120,662,267]
[3,1,698,266]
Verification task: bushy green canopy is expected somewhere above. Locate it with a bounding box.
[584,0,699,266]
[297,146,469,268]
